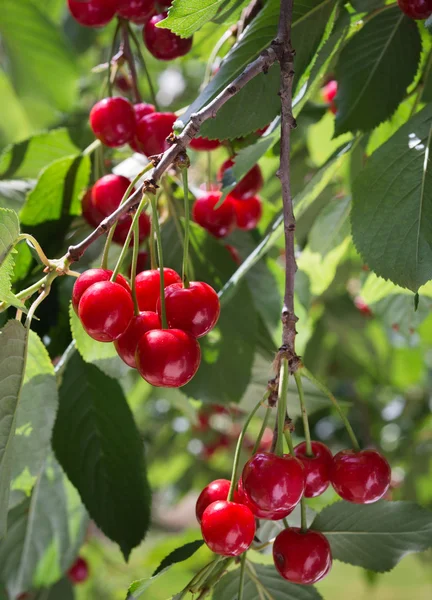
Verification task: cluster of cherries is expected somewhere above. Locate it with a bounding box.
[196,443,391,584]
[67,0,193,61]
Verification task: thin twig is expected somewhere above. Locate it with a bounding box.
[120,20,142,103]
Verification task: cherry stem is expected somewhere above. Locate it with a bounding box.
[131,217,140,316]
[294,371,312,456]
[127,23,159,111]
[227,391,270,502]
[111,195,147,282]
[276,358,288,456]
[301,367,361,452]
[238,553,247,600]
[283,517,289,529]
[82,139,101,156]
[207,152,212,191]
[149,214,157,270]
[189,556,226,594]
[252,405,271,455]
[300,497,307,533]
[120,20,142,103]
[283,427,294,455]
[181,166,191,288]
[150,194,168,329]
[107,20,122,97]
[16,234,49,267]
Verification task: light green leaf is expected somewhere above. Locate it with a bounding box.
[153,540,204,576]
[0,208,20,266]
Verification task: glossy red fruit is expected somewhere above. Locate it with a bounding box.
[117,0,155,23]
[90,97,136,147]
[91,174,132,216]
[331,449,391,504]
[114,311,160,368]
[322,79,338,103]
[218,159,263,200]
[232,196,262,231]
[398,0,432,18]
[193,192,236,238]
[273,528,332,584]
[67,556,90,584]
[242,452,305,514]
[136,328,201,387]
[134,102,156,121]
[143,13,193,60]
[72,269,130,314]
[190,137,222,151]
[135,268,181,311]
[134,112,177,156]
[294,441,333,498]
[67,0,117,27]
[158,281,220,338]
[354,296,373,317]
[79,281,134,342]
[235,477,293,520]
[201,500,255,556]
[112,212,151,246]
[196,479,231,523]
[81,189,104,228]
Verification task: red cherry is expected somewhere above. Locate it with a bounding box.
[134,102,156,121]
[67,0,117,27]
[201,501,255,556]
[135,268,181,311]
[192,192,236,238]
[398,0,432,18]
[330,449,391,504]
[81,189,103,228]
[72,269,130,314]
[136,329,201,387]
[78,281,134,342]
[196,479,231,523]
[90,97,136,148]
[273,528,332,584]
[134,112,177,156]
[67,557,90,584]
[322,79,338,104]
[235,477,293,520]
[225,244,241,265]
[133,251,149,274]
[218,159,263,200]
[117,0,155,23]
[159,0,173,6]
[190,137,222,151]
[294,441,333,498]
[112,212,151,246]
[91,174,132,216]
[354,296,373,317]
[143,13,193,61]
[232,196,262,231]
[114,311,161,368]
[242,452,305,514]
[157,281,220,338]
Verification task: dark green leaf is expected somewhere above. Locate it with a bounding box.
[37,578,75,600]
[52,352,151,559]
[0,208,20,265]
[309,196,351,256]
[152,540,204,576]
[350,0,385,11]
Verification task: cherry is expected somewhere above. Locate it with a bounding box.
[136,329,201,387]
[115,73,132,93]
[196,479,231,523]
[78,281,134,342]
[157,281,220,338]
[192,192,236,238]
[112,212,151,246]
[398,0,432,18]
[322,80,338,104]
[134,102,156,121]
[92,174,132,216]
[90,97,136,148]
[81,189,103,228]
[218,159,263,200]
[232,196,262,231]
[273,528,332,585]
[235,477,294,520]
[241,452,305,514]
[114,311,161,368]
[135,268,181,311]
[67,0,117,27]
[134,112,177,156]
[67,557,90,584]
[190,137,222,151]
[143,13,193,61]
[294,441,333,498]
[117,0,155,23]
[330,449,391,504]
[72,269,130,314]
[201,501,255,556]
[354,296,373,317]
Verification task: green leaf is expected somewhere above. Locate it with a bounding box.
[36,578,75,600]
[212,563,323,599]
[0,0,78,112]
[350,0,384,11]
[0,181,31,213]
[311,500,432,572]
[20,155,91,226]
[309,196,351,256]
[0,129,78,180]
[334,8,422,135]
[351,105,432,292]
[0,208,20,266]
[0,320,27,538]
[52,352,151,559]
[152,540,204,577]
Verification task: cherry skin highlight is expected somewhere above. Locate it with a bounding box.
[273,528,332,585]
[114,311,161,368]
[192,192,236,238]
[242,452,305,514]
[196,479,231,523]
[190,137,222,151]
[398,0,432,18]
[143,13,193,61]
[330,449,391,504]
[117,0,155,23]
[134,112,177,156]
[67,0,117,27]
[81,189,104,228]
[78,281,134,343]
[135,268,182,311]
[294,441,333,498]
[72,269,130,314]
[90,97,136,148]
[136,329,201,387]
[158,281,220,338]
[232,195,262,231]
[235,477,294,520]
[218,158,263,200]
[91,174,132,216]
[67,556,90,584]
[201,500,255,556]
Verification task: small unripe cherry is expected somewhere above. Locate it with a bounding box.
[90,97,136,148]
